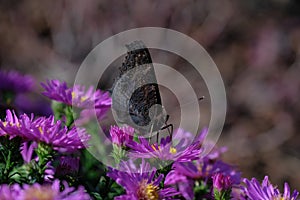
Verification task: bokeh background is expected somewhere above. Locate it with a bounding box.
[0,0,299,191]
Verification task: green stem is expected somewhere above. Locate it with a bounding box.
[34,143,54,183]
[3,150,11,181]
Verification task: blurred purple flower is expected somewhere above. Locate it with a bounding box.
[14,93,52,116]
[0,110,90,152]
[55,156,80,177]
[212,173,232,191]
[107,160,178,200]
[127,128,208,162]
[0,180,90,200]
[0,70,34,93]
[0,184,21,200]
[241,176,299,200]
[41,79,111,109]
[211,161,241,185]
[44,164,55,183]
[110,125,134,147]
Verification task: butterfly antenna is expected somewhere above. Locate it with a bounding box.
[149,123,154,143]
[175,96,205,108]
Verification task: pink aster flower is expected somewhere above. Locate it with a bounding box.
[41,79,111,109]
[109,125,134,147]
[41,79,111,125]
[127,128,208,162]
[212,173,232,191]
[0,110,90,152]
[107,160,178,200]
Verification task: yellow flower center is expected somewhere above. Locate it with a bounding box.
[2,121,21,128]
[71,91,76,99]
[137,181,159,200]
[3,122,7,127]
[151,145,177,154]
[145,184,159,200]
[24,186,57,200]
[38,126,43,134]
[80,96,87,102]
[169,147,177,154]
[72,91,87,102]
[274,197,290,200]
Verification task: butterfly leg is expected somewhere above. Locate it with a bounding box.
[161,124,173,140]
[160,115,173,141]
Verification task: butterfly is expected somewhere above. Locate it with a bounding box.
[111,40,173,138]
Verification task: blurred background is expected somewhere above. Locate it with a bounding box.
[0,0,299,190]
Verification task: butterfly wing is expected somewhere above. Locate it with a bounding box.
[112,41,165,134]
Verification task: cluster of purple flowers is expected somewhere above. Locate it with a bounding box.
[107,160,179,200]
[0,180,90,200]
[0,70,298,200]
[108,125,299,200]
[0,110,89,152]
[42,79,111,123]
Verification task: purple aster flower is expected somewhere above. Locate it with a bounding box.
[110,125,134,147]
[212,173,232,191]
[41,80,73,105]
[0,180,90,200]
[165,161,206,199]
[165,159,240,199]
[0,110,90,152]
[41,79,111,108]
[107,160,179,200]
[41,80,111,124]
[22,117,90,152]
[127,128,208,162]
[0,70,34,93]
[169,159,240,184]
[241,176,299,200]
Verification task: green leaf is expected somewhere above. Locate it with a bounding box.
[91,192,103,200]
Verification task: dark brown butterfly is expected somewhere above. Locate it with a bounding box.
[111,41,172,137]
